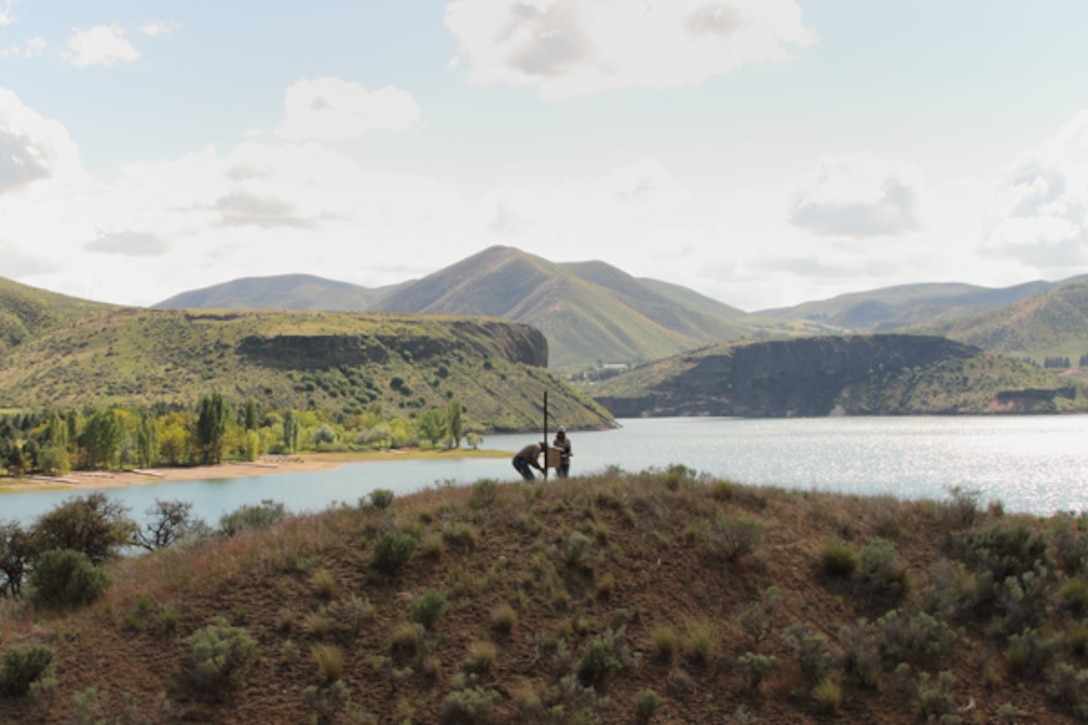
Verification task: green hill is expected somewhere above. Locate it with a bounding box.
[0,297,612,431]
[154,274,403,311]
[0,277,113,356]
[371,246,754,369]
[911,280,1088,363]
[591,334,1088,417]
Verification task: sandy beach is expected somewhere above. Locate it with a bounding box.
[0,448,509,494]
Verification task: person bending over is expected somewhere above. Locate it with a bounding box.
[512,442,546,481]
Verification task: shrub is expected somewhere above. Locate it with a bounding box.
[1006,629,1056,678]
[186,617,258,699]
[875,609,957,666]
[312,644,345,684]
[443,523,478,553]
[944,485,982,528]
[632,688,666,723]
[736,651,777,690]
[858,538,909,601]
[440,687,498,724]
[684,620,716,667]
[132,499,205,551]
[469,479,498,509]
[707,513,765,562]
[1052,514,1088,573]
[838,621,881,688]
[0,521,33,597]
[812,677,843,713]
[390,622,423,661]
[464,640,499,673]
[312,568,337,600]
[371,531,417,575]
[1061,578,1088,615]
[490,603,517,635]
[821,540,858,578]
[337,594,375,636]
[1047,662,1088,712]
[0,644,55,697]
[302,680,352,724]
[781,622,833,684]
[651,625,678,663]
[368,489,395,510]
[962,523,1053,583]
[576,629,625,687]
[915,670,958,721]
[409,588,449,630]
[28,548,109,611]
[219,499,285,536]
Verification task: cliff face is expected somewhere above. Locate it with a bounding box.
[592,335,1088,417]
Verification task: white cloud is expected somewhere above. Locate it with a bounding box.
[0,87,84,194]
[0,0,14,27]
[444,0,815,98]
[788,153,923,238]
[83,231,170,257]
[276,78,425,141]
[0,37,46,58]
[982,109,1088,270]
[140,19,182,37]
[66,25,140,67]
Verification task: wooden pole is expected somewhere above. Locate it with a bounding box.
[543,390,548,481]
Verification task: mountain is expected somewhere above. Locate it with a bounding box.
[913,280,1088,361]
[154,274,404,311]
[590,334,1088,417]
[0,284,612,431]
[754,280,1068,332]
[369,246,753,368]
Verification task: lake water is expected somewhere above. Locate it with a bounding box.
[2,416,1087,526]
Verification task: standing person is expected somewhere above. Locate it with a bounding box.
[512,441,546,481]
[553,426,572,478]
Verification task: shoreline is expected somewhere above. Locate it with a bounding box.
[0,448,511,494]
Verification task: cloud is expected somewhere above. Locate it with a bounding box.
[276,78,425,141]
[0,0,13,27]
[982,110,1088,269]
[0,87,83,194]
[213,192,314,229]
[788,153,923,238]
[0,37,46,58]
[445,0,815,98]
[0,241,58,276]
[140,19,182,37]
[83,231,170,257]
[66,25,140,67]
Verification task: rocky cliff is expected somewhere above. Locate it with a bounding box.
[591,334,1088,417]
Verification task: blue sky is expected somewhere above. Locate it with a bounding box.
[2,0,1087,311]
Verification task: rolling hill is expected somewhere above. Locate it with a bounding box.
[0,277,115,356]
[590,334,1088,417]
[911,280,1088,362]
[154,273,404,311]
[0,281,612,432]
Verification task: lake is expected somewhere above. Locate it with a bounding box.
[2,416,1087,526]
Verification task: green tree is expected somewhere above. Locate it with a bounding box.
[30,492,135,564]
[194,393,230,465]
[446,399,463,449]
[135,411,159,468]
[243,399,258,431]
[282,409,300,453]
[418,407,447,448]
[78,410,126,470]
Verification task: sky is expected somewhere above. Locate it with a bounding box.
[2,1,1088,312]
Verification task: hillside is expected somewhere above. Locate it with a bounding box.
[912,280,1088,363]
[153,247,758,370]
[0,277,112,356]
[2,470,1087,723]
[0,306,612,432]
[155,274,404,312]
[754,280,1065,333]
[590,334,1088,418]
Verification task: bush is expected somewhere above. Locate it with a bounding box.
[707,513,765,562]
[368,489,394,510]
[962,523,1053,583]
[632,688,666,723]
[312,644,345,684]
[409,588,449,630]
[1060,578,1088,615]
[0,644,55,697]
[858,538,909,601]
[371,531,417,575]
[0,521,32,597]
[469,479,498,510]
[186,617,258,699]
[490,603,518,635]
[464,640,499,673]
[576,629,625,687]
[30,493,134,564]
[1006,629,1056,679]
[28,548,109,611]
[219,499,285,536]
[651,625,678,662]
[875,609,957,666]
[915,670,958,721]
[781,622,833,684]
[821,540,858,578]
[736,651,777,690]
[812,677,842,713]
[440,687,498,724]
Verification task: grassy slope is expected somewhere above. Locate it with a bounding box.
[0,307,612,432]
[0,277,113,355]
[914,280,1088,361]
[1,471,1085,723]
[371,246,753,369]
[154,274,404,311]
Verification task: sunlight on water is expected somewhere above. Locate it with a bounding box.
[2,416,1087,524]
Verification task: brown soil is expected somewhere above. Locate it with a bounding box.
[0,472,1081,724]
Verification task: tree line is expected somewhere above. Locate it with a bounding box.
[1,394,475,478]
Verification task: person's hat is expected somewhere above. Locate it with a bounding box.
[557,426,566,433]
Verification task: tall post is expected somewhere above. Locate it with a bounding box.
[543,390,548,481]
